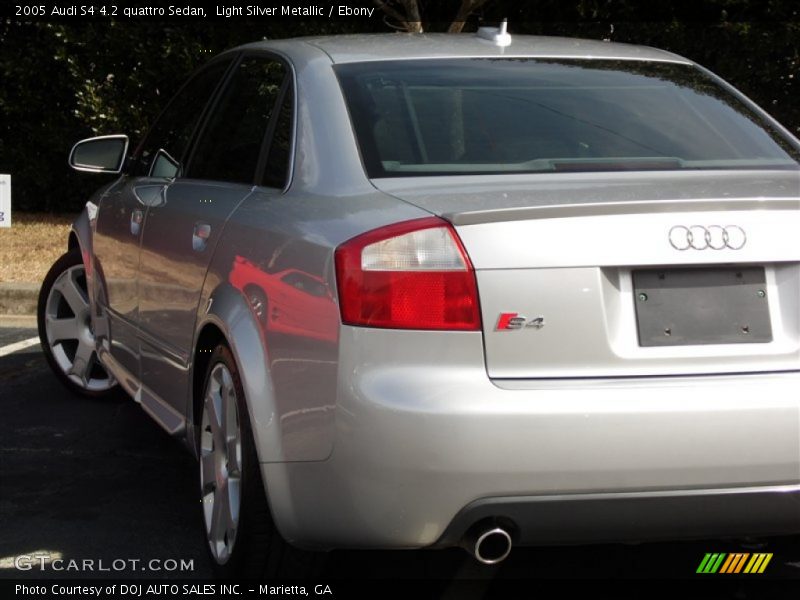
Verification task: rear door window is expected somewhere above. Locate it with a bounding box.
[186,56,286,184]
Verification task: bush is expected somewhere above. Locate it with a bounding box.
[1,5,797,212]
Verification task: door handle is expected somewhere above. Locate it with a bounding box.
[130,209,143,236]
[192,222,211,252]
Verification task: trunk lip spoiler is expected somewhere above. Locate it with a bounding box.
[444,198,800,226]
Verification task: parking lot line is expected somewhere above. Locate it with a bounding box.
[0,336,40,358]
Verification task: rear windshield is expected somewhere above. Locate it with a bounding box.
[335,59,800,177]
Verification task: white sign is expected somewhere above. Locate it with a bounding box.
[0,174,10,228]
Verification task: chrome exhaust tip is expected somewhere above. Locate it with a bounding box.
[468,526,513,565]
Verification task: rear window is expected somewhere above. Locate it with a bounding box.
[335,59,800,177]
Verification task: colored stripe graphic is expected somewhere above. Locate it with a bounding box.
[744,554,759,573]
[696,553,714,573]
[734,554,749,573]
[722,553,749,574]
[753,553,773,574]
[697,553,725,573]
[718,554,737,573]
[697,553,773,574]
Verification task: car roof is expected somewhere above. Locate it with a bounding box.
[238,33,693,65]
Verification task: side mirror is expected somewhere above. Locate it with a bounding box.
[69,135,129,174]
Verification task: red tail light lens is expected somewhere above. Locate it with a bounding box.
[335,217,481,330]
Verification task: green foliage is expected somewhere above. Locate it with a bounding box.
[0,19,377,211]
[1,5,798,212]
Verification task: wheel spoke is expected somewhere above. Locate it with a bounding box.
[226,437,241,477]
[222,376,236,435]
[70,340,95,383]
[220,369,242,477]
[227,475,240,526]
[54,272,88,316]
[47,315,79,343]
[206,389,223,442]
[211,480,228,542]
[202,491,214,536]
[200,451,216,494]
[220,372,232,410]
[225,496,237,543]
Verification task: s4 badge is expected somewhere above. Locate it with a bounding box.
[496,313,545,331]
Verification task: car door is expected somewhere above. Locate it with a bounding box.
[137,54,289,423]
[92,57,234,385]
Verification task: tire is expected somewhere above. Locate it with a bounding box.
[197,343,323,578]
[37,249,116,397]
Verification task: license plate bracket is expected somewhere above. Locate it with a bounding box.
[633,267,772,347]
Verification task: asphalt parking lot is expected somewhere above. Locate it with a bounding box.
[1,322,799,595]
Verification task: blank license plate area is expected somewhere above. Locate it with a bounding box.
[633,267,772,347]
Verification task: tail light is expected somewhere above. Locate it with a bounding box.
[335,217,481,330]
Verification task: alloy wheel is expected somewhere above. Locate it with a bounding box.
[43,263,114,392]
[200,363,243,564]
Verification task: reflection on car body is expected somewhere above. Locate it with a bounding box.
[229,255,339,344]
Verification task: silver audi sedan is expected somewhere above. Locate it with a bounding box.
[38,30,800,576]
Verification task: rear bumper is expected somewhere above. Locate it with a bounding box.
[261,328,800,550]
[433,485,800,547]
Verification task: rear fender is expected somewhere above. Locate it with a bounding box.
[190,283,284,465]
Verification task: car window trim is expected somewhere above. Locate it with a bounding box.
[250,49,297,193]
[277,60,298,194]
[254,75,292,190]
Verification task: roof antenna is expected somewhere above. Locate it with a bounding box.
[477,19,512,47]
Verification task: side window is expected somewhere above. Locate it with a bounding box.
[262,82,294,189]
[281,271,327,297]
[132,59,231,178]
[187,56,286,184]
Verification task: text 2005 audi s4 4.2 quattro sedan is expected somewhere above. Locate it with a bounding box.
[38,27,800,576]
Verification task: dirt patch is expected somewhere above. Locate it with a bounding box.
[0,213,76,284]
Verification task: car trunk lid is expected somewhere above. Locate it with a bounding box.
[373,170,800,378]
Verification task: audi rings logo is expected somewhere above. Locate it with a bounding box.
[668,225,747,251]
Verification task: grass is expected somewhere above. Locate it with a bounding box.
[0,212,77,284]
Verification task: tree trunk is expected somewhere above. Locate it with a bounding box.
[448,0,492,33]
[400,0,423,33]
[374,0,492,34]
